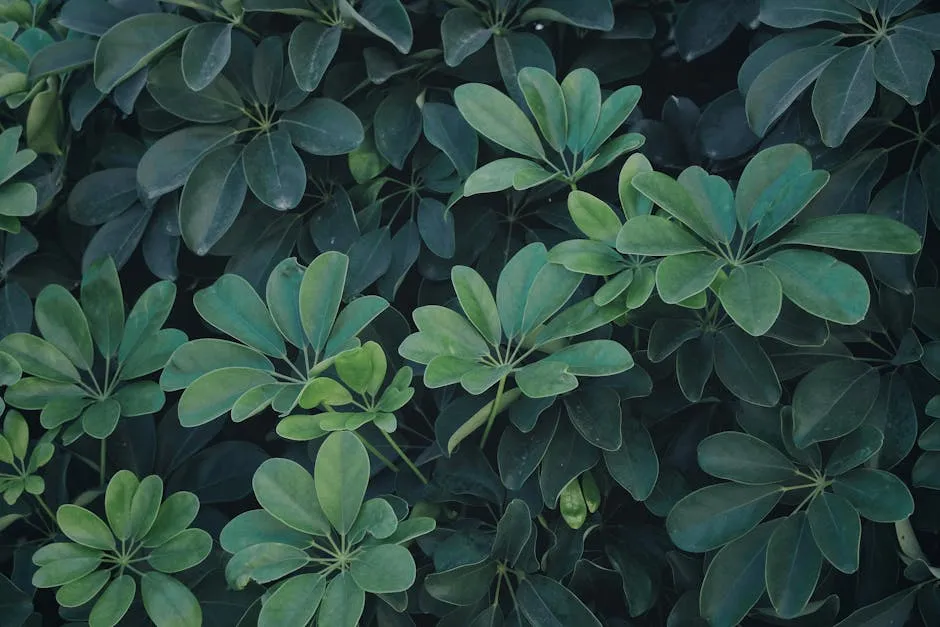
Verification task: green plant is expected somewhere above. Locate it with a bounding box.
[31,470,212,627]
[221,431,435,626]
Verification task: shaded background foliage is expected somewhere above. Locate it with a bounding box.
[2,0,940,625]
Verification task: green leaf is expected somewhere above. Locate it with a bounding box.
[745,46,840,136]
[81,398,122,439]
[147,528,213,573]
[631,171,717,240]
[454,83,546,160]
[719,265,783,336]
[425,560,497,606]
[582,85,642,158]
[567,190,622,246]
[348,497,398,542]
[258,573,326,627]
[811,45,876,147]
[225,543,309,586]
[759,1,860,27]
[700,521,779,627]
[55,570,111,608]
[831,586,918,627]
[714,327,781,407]
[452,266,501,347]
[314,431,369,534]
[615,215,706,256]
[831,468,913,522]
[791,360,879,447]
[177,367,276,427]
[300,251,348,355]
[765,513,823,618]
[417,197,455,258]
[35,285,94,371]
[253,457,330,536]
[143,492,200,548]
[825,425,883,475]
[194,274,285,357]
[518,67,567,152]
[807,491,860,573]
[81,257,125,360]
[336,341,386,396]
[32,543,102,588]
[765,249,870,324]
[140,571,202,627]
[441,9,491,67]
[338,0,413,54]
[89,575,136,627]
[57,504,116,551]
[119,281,177,364]
[604,418,658,501]
[94,14,196,93]
[128,475,163,541]
[561,68,601,154]
[564,387,622,451]
[698,432,796,484]
[516,574,602,627]
[656,252,725,304]
[243,130,306,211]
[783,213,922,253]
[105,470,139,542]
[137,125,237,201]
[317,571,365,627]
[148,54,243,123]
[280,99,364,156]
[0,333,81,383]
[325,295,388,358]
[349,544,416,592]
[677,166,736,243]
[548,239,625,276]
[873,32,934,105]
[181,22,232,91]
[288,22,340,92]
[463,158,537,196]
[666,483,782,552]
[423,102,478,179]
[375,87,421,170]
[180,146,248,254]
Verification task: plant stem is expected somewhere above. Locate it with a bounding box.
[99,438,107,486]
[380,430,428,485]
[356,433,400,473]
[480,376,511,449]
[33,495,56,526]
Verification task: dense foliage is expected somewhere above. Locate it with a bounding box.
[2,0,940,625]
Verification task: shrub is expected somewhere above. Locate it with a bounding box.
[1,0,940,625]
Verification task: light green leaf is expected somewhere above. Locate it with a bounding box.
[631,171,717,240]
[349,544,416,593]
[105,470,139,542]
[317,571,365,627]
[765,249,870,324]
[781,214,922,252]
[656,252,725,304]
[0,333,81,383]
[454,83,546,160]
[57,504,115,551]
[582,85,642,158]
[561,68,601,154]
[89,574,136,627]
[177,367,276,427]
[615,215,706,256]
[141,571,202,627]
[194,274,285,357]
[567,190,622,246]
[142,492,200,548]
[253,457,330,535]
[463,158,538,196]
[82,399,122,439]
[35,285,94,371]
[299,251,348,356]
[518,66,567,152]
[677,166,736,243]
[719,265,783,336]
[452,266,501,346]
[314,431,369,534]
[258,573,326,627]
[80,257,125,359]
[147,528,213,573]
